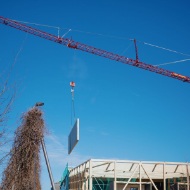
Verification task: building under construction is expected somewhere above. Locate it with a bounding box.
[60,159,190,190]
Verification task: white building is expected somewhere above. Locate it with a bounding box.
[60,159,190,190]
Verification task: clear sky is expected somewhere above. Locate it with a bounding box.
[0,0,190,189]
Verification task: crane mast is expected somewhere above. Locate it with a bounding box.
[0,16,190,83]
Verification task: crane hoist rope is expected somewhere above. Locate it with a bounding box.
[70,81,76,126]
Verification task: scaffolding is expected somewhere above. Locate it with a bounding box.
[60,159,190,190]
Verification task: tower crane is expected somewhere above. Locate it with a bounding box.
[0,16,190,83]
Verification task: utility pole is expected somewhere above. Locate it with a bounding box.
[41,138,56,190]
[35,102,56,190]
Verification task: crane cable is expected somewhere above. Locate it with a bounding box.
[70,81,76,126]
[10,19,190,68]
[138,40,190,57]
[154,58,190,67]
[12,19,190,57]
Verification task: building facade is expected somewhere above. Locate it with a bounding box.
[60,159,190,190]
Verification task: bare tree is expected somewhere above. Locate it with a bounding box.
[0,76,14,127]
[0,72,16,166]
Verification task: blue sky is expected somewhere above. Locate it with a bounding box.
[0,0,190,189]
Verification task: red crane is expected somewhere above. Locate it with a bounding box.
[0,16,190,83]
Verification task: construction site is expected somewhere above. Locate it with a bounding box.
[60,159,190,190]
[0,2,190,190]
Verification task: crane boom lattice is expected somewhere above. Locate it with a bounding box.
[1,16,190,83]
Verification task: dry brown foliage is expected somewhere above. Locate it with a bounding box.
[0,107,45,190]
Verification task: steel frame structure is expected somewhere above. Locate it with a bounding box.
[64,159,190,190]
[0,16,190,83]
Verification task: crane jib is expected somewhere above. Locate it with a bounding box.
[0,16,190,83]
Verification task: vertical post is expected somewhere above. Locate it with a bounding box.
[114,161,117,190]
[74,169,76,190]
[187,163,189,190]
[41,138,56,190]
[163,163,166,190]
[85,163,88,190]
[78,166,80,190]
[139,163,142,190]
[85,172,88,190]
[134,39,139,63]
[89,160,92,190]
